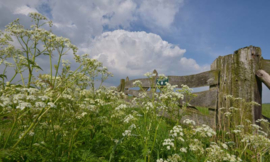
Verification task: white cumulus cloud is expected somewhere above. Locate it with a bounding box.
[136,0,184,29]
[86,30,207,77]
[0,0,184,44]
[13,5,38,16]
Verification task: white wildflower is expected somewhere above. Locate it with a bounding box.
[13,94,26,102]
[163,138,174,150]
[29,131,35,136]
[224,112,231,117]
[180,147,187,153]
[16,102,32,110]
[157,158,168,162]
[258,130,268,137]
[144,102,153,110]
[35,102,46,108]
[256,118,269,124]
[221,143,228,150]
[129,124,136,130]
[193,124,216,137]
[229,107,239,111]
[122,130,131,137]
[133,80,142,87]
[27,88,39,94]
[144,72,152,77]
[26,95,36,101]
[250,124,261,130]
[233,130,241,134]
[183,119,196,126]
[226,95,233,99]
[219,107,225,110]
[47,102,56,108]
[169,125,183,138]
[38,95,49,101]
[115,104,127,110]
[123,114,135,123]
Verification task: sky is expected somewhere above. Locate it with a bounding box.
[0,0,270,102]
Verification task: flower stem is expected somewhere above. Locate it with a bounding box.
[4,116,17,148]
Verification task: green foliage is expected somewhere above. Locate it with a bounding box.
[195,107,209,115]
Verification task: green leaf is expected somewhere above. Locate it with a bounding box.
[24,58,43,71]
[245,149,254,155]
[0,74,7,79]
[35,48,42,57]
[32,64,43,71]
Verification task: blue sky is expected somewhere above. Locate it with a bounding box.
[0,0,270,102]
[159,0,270,64]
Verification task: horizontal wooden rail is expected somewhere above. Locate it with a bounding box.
[168,70,219,88]
[125,78,154,89]
[124,70,219,89]
[125,87,218,109]
[184,88,218,109]
[262,59,270,74]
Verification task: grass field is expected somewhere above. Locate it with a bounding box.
[196,104,270,118]
[263,103,270,118]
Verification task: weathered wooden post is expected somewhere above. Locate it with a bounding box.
[152,69,158,92]
[211,46,262,128]
[125,77,129,92]
[120,79,125,92]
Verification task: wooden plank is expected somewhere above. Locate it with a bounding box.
[185,88,218,109]
[168,70,219,88]
[125,70,219,89]
[256,70,270,90]
[125,89,141,97]
[126,88,218,109]
[262,59,270,74]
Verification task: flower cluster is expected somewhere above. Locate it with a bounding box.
[169,125,184,141]
[163,138,175,150]
[123,114,135,123]
[183,119,196,126]
[205,142,242,162]
[193,124,216,138]
[132,80,142,87]
[189,139,204,155]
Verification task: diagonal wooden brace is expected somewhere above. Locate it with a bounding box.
[256,69,270,90]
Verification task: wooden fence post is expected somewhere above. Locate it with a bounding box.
[211,46,262,128]
[120,79,125,92]
[153,69,158,92]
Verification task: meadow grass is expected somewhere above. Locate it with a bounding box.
[195,106,209,115]
[263,104,270,118]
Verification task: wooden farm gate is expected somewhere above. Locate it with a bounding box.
[117,46,270,128]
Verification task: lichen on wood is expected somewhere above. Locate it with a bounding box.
[211,46,262,128]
